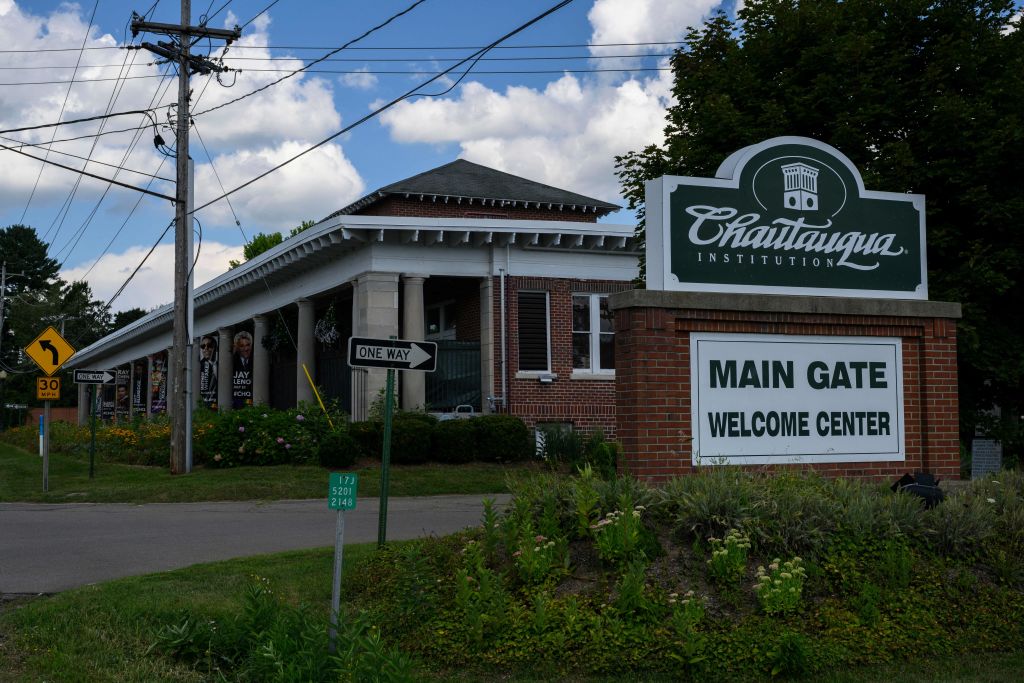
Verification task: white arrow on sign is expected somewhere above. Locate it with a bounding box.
[73,369,116,384]
[348,337,437,371]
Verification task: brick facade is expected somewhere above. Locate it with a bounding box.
[494,275,632,436]
[612,293,961,483]
[354,196,601,222]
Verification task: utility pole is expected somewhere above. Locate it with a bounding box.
[132,5,239,474]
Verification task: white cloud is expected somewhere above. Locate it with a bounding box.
[587,0,718,63]
[375,0,718,207]
[379,70,673,205]
[193,141,365,229]
[62,241,243,313]
[340,67,379,90]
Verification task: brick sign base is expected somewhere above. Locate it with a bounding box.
[609,291,961,483]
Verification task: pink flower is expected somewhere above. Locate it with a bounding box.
[276,437,285,444]
[535,535,546,543]
[296,414,305,422]
[285,444,291,449]
[238,426,245,433]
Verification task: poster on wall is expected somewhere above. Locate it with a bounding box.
[231,330,253,409]
[645,136,927,299]
[100,384,115,422]
[198,334,219,410]
[150,351,167,414]
[690,333,905,465]
[132,360,147,414]
[115,367,130,421]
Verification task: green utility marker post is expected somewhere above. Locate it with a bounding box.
[327,472,358,654]
[378,367,395,548]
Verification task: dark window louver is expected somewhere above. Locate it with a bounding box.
[517,291,549,371]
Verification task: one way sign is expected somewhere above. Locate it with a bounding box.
[73,369,116,385]
[348,337,437,372]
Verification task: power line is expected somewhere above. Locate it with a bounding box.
[0,52,674,68]
[0,134,173,181]
[0,67,669,86]
[0,142,175,202]
[0,109,159,136]
[19,0,100,224]
[241,0,282,29]
[0,40,686,54]
[191,0,576,216]
[194,0,429,117]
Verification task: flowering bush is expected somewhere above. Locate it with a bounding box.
[513,532,566,585]
[754,557,806,614]
[707,528,751,585]
[193,402,346,468]
[592,496,646,566]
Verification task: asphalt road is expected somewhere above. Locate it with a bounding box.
[0,494,510,594]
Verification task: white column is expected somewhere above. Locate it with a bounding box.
[350,272,400,420]
[401,275,427,411]
[296,299,316,405]
[253,315,270,406]
[217,327,233,411]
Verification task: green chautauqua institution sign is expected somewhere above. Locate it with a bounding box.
[645,137,927,299]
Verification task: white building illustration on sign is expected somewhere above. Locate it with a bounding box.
[782,162,820,211]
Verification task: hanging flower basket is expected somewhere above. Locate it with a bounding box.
[315,303,340,346]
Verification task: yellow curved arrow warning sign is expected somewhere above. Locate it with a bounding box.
[25,326,76,376]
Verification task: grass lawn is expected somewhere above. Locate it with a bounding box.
[0,442,527,503]
[1,546,1021,683]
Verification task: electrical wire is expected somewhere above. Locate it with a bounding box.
[241,0,282,29]
[104,220,175,310]
[56,67,179,268]
[19,0,100,224]
[45,41,142,246]
[194,0,428,116]
[0,134,173,181]
[0,52,674,68]
[0,110,160,136]
[0,40,686,54]
[191,0,576,216]
[0,143,175,201]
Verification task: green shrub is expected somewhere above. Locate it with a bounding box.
[432,419,477,463]
[318,428,361,469]
[474,415,530,462]
[390,413,435,464]
[349,420,382,460]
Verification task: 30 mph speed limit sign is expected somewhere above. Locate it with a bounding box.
[37,377,61,401]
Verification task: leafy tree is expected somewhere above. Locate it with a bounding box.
[0,226,112,410]
[616,1,1024,458]
[228,221,315,269]
[113,307,148,330]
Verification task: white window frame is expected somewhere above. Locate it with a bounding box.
[571,293,614,377]
[425,299,457,341]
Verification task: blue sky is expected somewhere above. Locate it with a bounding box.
[2,0,736,311]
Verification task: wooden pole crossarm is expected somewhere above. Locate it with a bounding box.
[131,19,241,42]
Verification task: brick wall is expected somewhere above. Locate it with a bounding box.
[355,196,601,222]
[494,276,632,436]
[614,305,960,483]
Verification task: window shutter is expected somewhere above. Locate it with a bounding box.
[517,291,549,371]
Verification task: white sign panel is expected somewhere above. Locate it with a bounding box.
[690,333,904,465]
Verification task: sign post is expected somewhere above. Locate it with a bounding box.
[25,326,76,493]
[347,336,437,547]
[327,472,358,654]
[73,370,115,480]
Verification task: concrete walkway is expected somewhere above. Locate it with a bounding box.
[0,494,510,594]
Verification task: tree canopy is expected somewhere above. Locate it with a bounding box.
[616,0,1024,457]
[1,225,112,409]
[228,220,316,269]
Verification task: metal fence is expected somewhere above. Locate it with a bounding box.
[426,340,481,412]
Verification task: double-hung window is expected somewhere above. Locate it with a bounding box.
[517,291,550,372]
[572,294,614,373]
